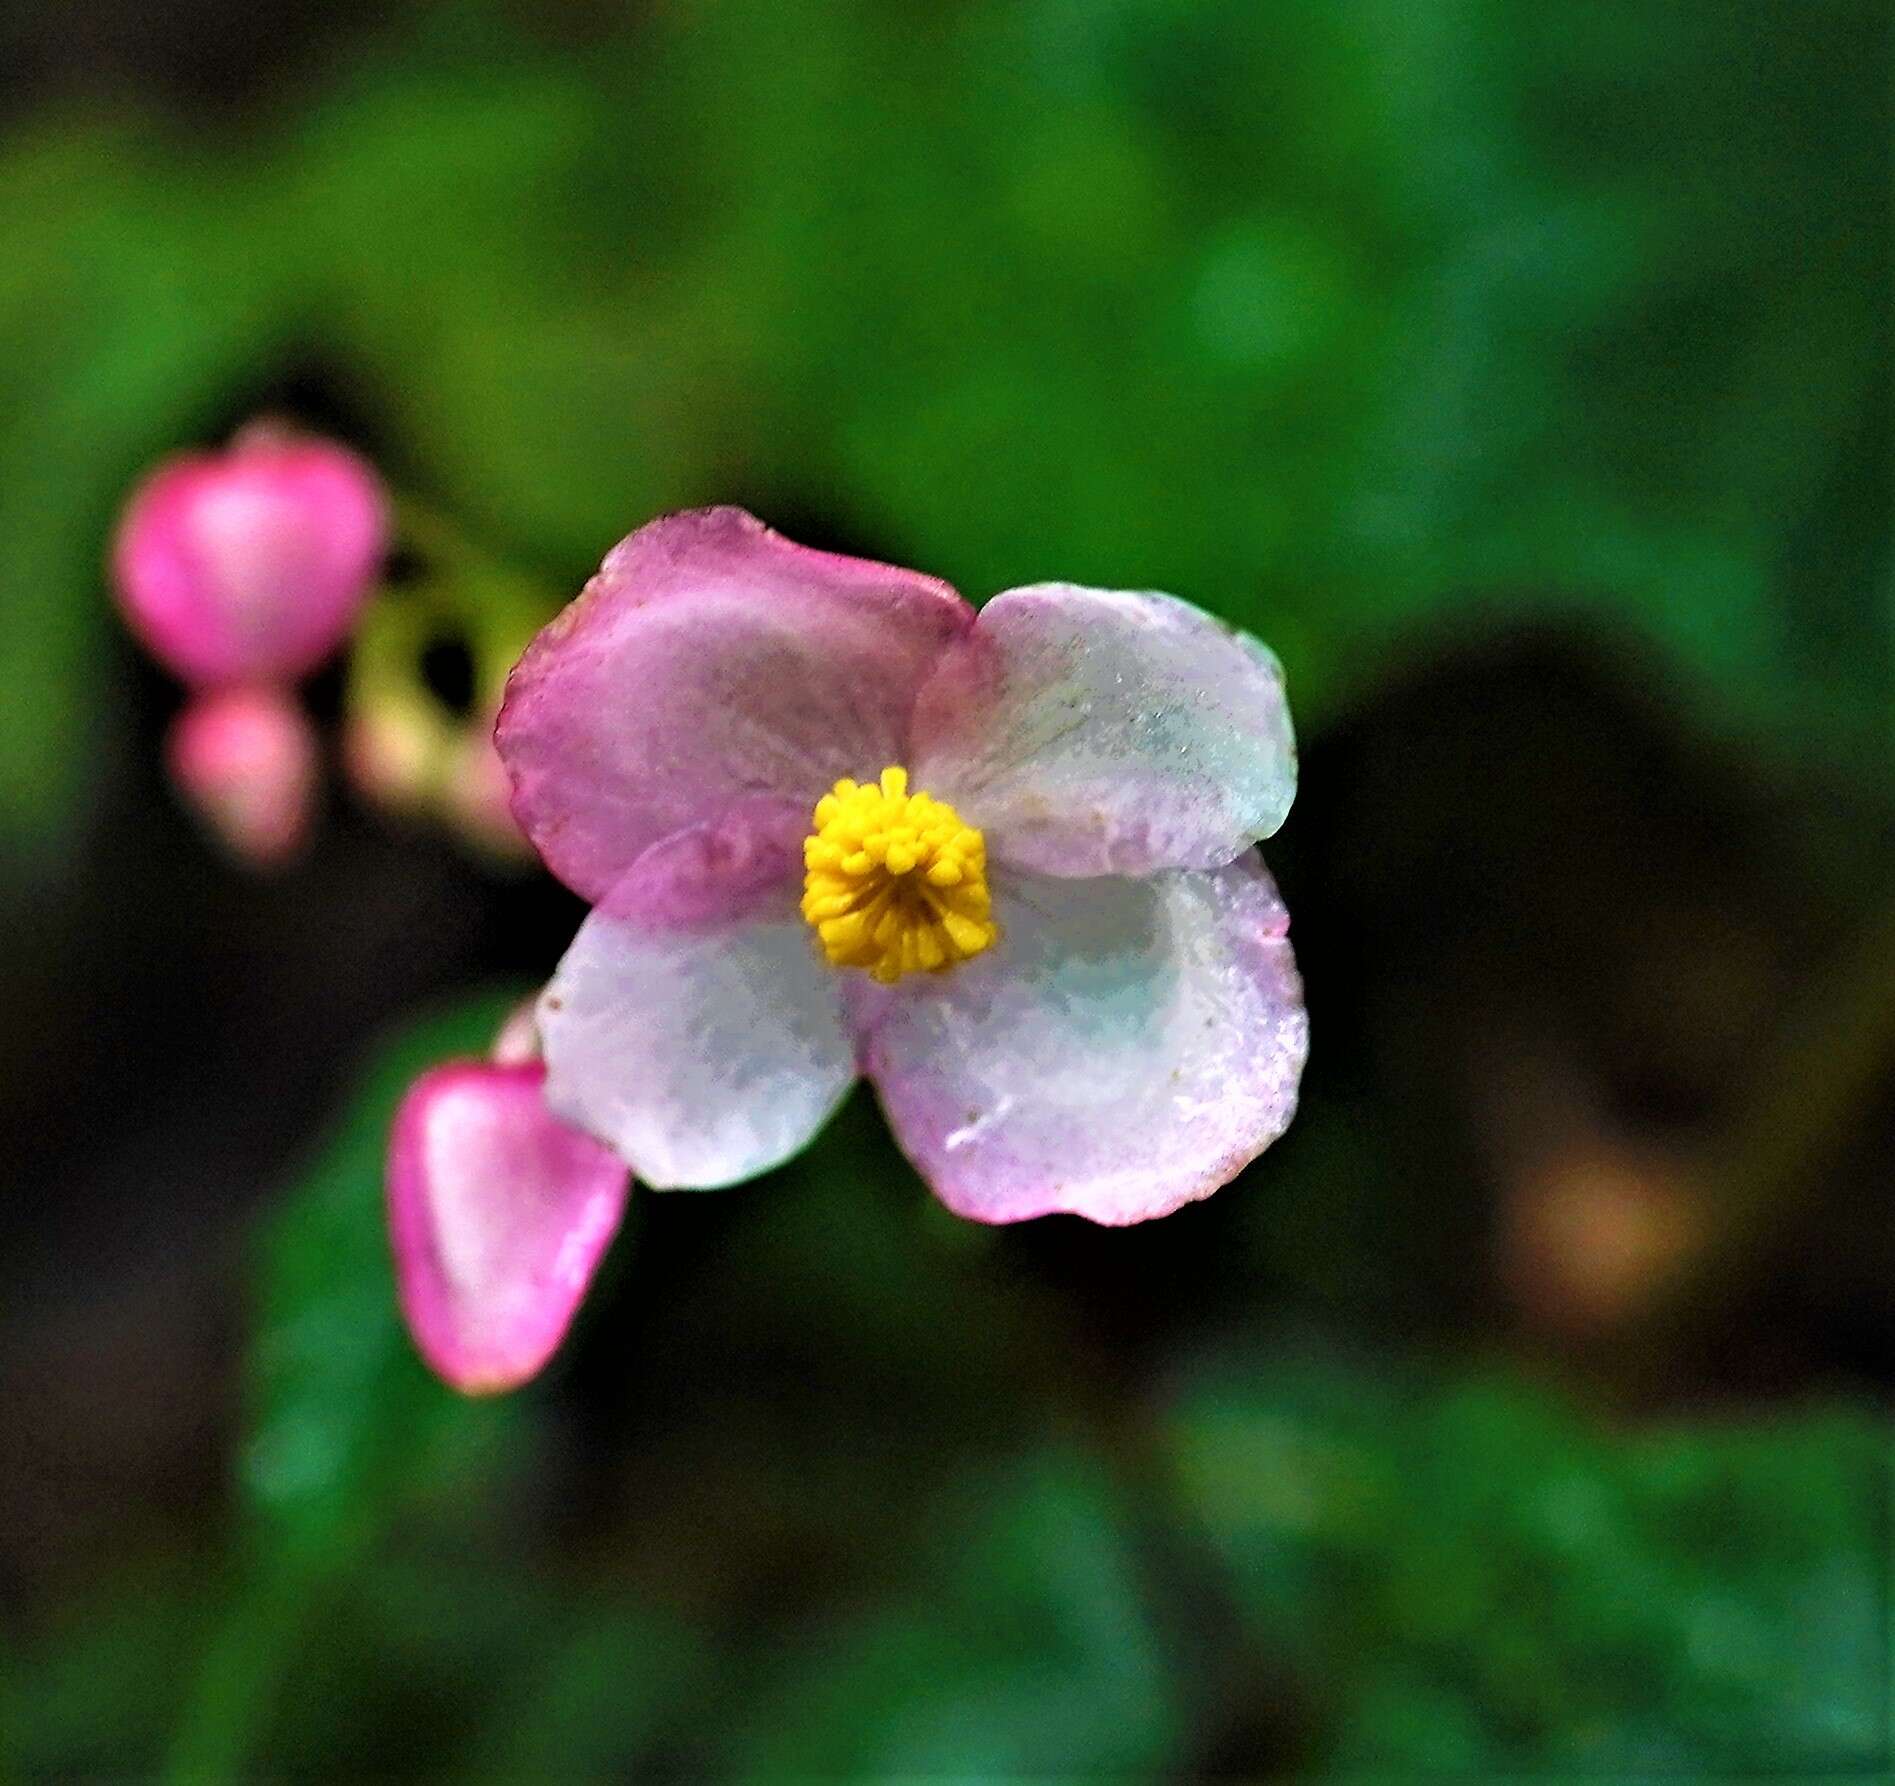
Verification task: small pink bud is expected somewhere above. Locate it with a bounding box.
[387,1061,631,1394]
[166,684,320,868]
[489,996,543,1067]
[112,427,387,686]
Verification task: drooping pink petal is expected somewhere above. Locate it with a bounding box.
[857,854,1307,1225]
[112,430,386,686]
[538,807,857,1188]
[495,507,974,902]
[387,1060,631,1394]
[165,684,320,868]
[909,585,1296,877]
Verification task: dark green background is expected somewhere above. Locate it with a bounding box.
[1,2,1888,1777]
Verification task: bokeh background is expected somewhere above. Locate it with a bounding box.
[2,1,1890,1777]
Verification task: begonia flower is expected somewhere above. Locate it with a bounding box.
[166,684,320,868]
[112,424,386,687]
[388,1056,631,1392]
[497,507,1307,1226]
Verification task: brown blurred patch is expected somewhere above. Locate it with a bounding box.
[1286,612,1893,1400]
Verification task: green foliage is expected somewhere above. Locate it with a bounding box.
[168,990,527,1781]
[1,0,1882,869]
[474,1599,711,1781]
[0,125,289,863]
[720,1452,1184,1781]
[240,991,526,1556]
[1170,1342,1890,1773]
[8,990,726,1784]
[2,1559,225,1779]
[253,1555,711,1780]
[1,1,1888,1776]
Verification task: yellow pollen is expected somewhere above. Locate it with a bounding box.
[801,765,998,984]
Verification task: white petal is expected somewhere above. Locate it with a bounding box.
[911,584,1296,877]
[539,820,857,1189]
[860,856,1307,1224]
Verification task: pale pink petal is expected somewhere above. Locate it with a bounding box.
[858,855,1307,1225]
[113,432,386,686]
[496,507,974,902]
[538,808,856,1189]
[387,1061,631,1394]
[910,585,1296,877]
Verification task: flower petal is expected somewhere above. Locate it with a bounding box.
[910,585,1296,877]
[112,432,386,686]
[859,855,1307,1225]
[538,809,858,1188]
[496,507,974,901]
[387,1060,631,1394]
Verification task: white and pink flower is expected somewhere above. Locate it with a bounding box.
[496,506,1307,1227]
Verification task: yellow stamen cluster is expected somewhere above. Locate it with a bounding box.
[801,766,998,983]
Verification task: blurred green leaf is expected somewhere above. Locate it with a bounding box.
[478,1598,712,1781]
[167,988,527,1783]
[601,0,1886,741]
[239,988,526,1555]
[3,0,1884,874]
[0,122,291,864]
[251,1551,712,1780]
[721,1450,1184,1780]
[1170,1341,1889,1773]
[2,1559,223,1779]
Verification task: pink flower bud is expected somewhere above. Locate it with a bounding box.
[489,996,543,1067]
[166,684,320,868]
[387,1060,631,1394]
[112,427,387,686]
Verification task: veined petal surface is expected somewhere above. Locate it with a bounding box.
[859,854,1307,1225]
[538,809,858,1189]
[497,507,973,902]
[910,584,1295,877]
